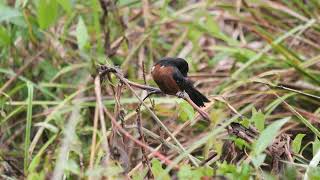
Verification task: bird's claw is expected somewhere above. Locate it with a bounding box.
[176,91,187,99]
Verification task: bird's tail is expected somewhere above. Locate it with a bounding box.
[185,86,210,107]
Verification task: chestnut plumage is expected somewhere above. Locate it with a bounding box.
[151,57,210,107]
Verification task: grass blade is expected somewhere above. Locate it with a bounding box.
[253,117,290,155]
[24,82,34,174]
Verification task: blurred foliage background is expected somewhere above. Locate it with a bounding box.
[0,0,320,179]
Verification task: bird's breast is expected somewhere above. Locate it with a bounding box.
[151,64,180,95]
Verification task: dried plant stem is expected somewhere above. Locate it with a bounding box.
[88,103,99,180]
[102,106,176,168]
[94,76,111,161]
[136,108,152,178]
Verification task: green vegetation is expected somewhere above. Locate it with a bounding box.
[1,0,320,179]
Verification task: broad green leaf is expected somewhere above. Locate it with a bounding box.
[292,133,305,154]
[151,159,170,180]
[253,117,290,155]
[283,165,297,180]
[0,5,26,27]
[217,162,251,180]
[65,159,80,174]
[37,0,58,29]
[76,16,89,50]
[27,172,45,180]
[240,118,250,128]
[251,108,265,132]
[38,60,59,81]
[0,5,21,22]
[177,165,193,179]
[210,109,226,125]
[104,165,123,176]
[187,27,203,46]
[252,153,266,168]
[234,137,250,150]
[0,26,11,47]
[178,165,213,180]
[178,100,195,122]
[57,0,72,14]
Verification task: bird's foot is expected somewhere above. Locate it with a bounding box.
[142,90,162,102]
[176,91,188,99]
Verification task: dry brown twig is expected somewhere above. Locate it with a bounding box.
[94,76,111,163]
[102,103,177,169]
[88,103,99,180]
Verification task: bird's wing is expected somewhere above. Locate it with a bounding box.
[172,68,192,91]
[173,58,189,77]
[173,68,210,107]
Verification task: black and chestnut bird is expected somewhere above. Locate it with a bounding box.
[151,57,210,119]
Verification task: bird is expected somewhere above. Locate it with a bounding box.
[151,57,210,107]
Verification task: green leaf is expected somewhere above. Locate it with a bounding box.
[65,159,80,174]
[217,162,251,180]
[283,165,297,180]
[308,167,320,180]
[57,0,72,14]
[132,168,148,180]
[234,137,250,150]
[209,52,230,66]
[204,15,238,46]
[178,100,195,122]
[28,134,57,173]
[253,117,290,155]
[178,165,213,180]
[0,5,26,27]
[38,60,59,81]
[251,108,265,132]
[255,26,320,85]
[0,5,21,22]
[85,166,104,177]
[27,172,45,180]
[240,118,250,128]
[313,138,320,157]
[104,164,123,176]
[291,133,305,154]
[187,27,203,46]
[24,82,33,173]
[0,26,11,47]
[252,153,266,168]
[76,16,89,50]
[178,165,193,179]
[151,159,170,180]
[37,0,58,29]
